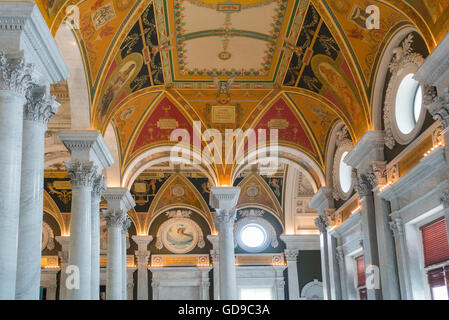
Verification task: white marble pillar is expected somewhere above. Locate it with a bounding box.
[58,131,114,300]
[65,161,97,300]
[310,187,334,300]
[389,217,412,299]
[55,236,70,300]
[335,246,348,300]
[207,235,220,300]
[91,175,106,300]
[121,216,131,300]
[0,52,33,299]
[103,188,135,300]
[284,249,300,300]
[132,235,153,300]
[103,210,124,300]
[15,86,59,300]
[209,187,240,300]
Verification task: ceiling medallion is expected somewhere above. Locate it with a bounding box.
[218,51,232,61]
[171,184,186,199]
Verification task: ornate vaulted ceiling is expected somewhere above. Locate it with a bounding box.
[37,0,449,185]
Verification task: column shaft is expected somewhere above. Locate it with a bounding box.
[217,210,237,300]
[285,250,300,300]
[104,211,123,300]
[16,87,58,299]
[15,120,46,299]
[0,90,26,299]
[65,162,96,300]
[91,193,101,300]
[121,232,127,300]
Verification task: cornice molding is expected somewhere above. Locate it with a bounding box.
[0,2,69,84]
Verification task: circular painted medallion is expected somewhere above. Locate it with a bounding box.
[160,218,200,254]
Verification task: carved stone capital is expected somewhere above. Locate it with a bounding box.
[64,161,98,189]
[24,85,59,124]
[314,214,329,233]
[92,174,106,199]
[426,88,449,129]
[389,218,404,237]
[122,215,131,233]
[103,209,125,228]
[285,249,299,262]
[210,250,219,263]
[0,51,34,96]
[214,209,237,231]
[423,84,438,106]
[336,247,345,264]
[353,169,373,197]
[135,251,150,265]
[440,189,449,209]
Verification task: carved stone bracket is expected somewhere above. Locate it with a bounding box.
[284,249,299,262]
[440,189,449,209]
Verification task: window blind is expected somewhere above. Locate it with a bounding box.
[420,217,449,267]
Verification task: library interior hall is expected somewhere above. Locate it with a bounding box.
[2,0,449,301]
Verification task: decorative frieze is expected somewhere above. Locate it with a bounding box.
[64,161,98,189]
[0,51,34,96]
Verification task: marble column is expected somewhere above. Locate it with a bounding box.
[121,216,131,300]
[389,217,412,299]
[310,187,334,300]
[103,210,124,300]
[0,52,33,299]
[15,86,59,299]
[65,161,97,300]
[207,235,220,300]
[58,131,114,300]
[209,187,240,300]
[354,173,382,300]
[284,249,300,300]
[132,235,153,300]
[103,188,135,300]
[0,1,69,298]
[372,173,401,300]
[91,175,106,300]
[56,236,70,300]
[335,247,348,300]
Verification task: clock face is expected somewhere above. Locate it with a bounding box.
[160,218,200,254]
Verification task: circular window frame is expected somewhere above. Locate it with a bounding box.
[384,46,425,148]
[332,143,354,201]
[234,217,277,253]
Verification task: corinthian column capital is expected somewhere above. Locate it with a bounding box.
[23,85,59,124]
[214,209,237,231]
[0,51,34,96]
[92,174,106,199]
[122,215,131,234]
[103,209,126,228]
[426,88,449,128]
[64,161,98,189]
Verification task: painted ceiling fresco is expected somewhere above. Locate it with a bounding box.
[36,0,449,185]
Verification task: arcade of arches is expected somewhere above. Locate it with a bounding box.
[1,0,449,300]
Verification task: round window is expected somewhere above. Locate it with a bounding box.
[395,74,422,135]
[240,224,266,248]
[339,151,352,194]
